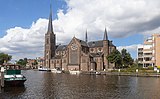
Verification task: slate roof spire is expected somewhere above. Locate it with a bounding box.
[103,27,108,40]
[85,29,88,42]
[47,3,54,34]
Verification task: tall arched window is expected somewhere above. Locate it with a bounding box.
[46,38,49,44]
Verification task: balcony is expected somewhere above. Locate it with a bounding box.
[143,61,153,64]
[138,49,143,52]
[138,61,143,64]
[143,49,152,52]
[143,60,154,63]
[144,41,153,45]
[143,55,152,58]
[138,55,143,58]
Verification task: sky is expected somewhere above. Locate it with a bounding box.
[0,0,160,61]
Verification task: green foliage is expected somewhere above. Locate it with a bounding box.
[147,66,154,70]
[111,69,118,72]
[0,52,12,65]
[119,69,136,73]
[157,66,160,69]
[107,49,122,68]
[107,48,134,69]
[138,63,143,68]
[140,66,154,70]
[121,49,134,67]
[16,58,28,66]
[130,63,138,69]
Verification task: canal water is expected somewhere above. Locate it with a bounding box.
[1,70,160,99]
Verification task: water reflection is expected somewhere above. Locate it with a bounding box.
[1,70,160,99]
[0,86,26,99]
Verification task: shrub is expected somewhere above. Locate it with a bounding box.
[147,66,154,70]
[111,70,118,72]
[157,66,160,69]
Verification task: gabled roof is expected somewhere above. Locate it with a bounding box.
[56,45,67,51]
[88,40,115,48]
[55,39,115,52]
[109,41,115,47]
[88,40,103,48]
[75,38,88,47]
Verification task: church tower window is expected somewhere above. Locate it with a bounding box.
[46,38,49,44]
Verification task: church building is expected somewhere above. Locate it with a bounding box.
[44,6,116,71]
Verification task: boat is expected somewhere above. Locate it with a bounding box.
[51,68,62,73]
[89,71,101,75]
[69,70,81,75]
[3,64,27,86]
[38,66,51,72]
[95,71,101,75]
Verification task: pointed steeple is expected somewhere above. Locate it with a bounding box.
[47,4,54,34]
[103,27,108,40]
[85,29,88,42]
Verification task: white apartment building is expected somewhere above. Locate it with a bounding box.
[138,34,160,68]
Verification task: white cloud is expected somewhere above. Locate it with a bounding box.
[63,0,160,38]
[117,44,139,52]
[1,0,160,60]
[117,44,142,58]
[0,18,48,60]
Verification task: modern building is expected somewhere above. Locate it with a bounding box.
[138,34,160,68]
[44,6,116,71]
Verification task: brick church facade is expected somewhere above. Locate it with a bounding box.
[44,7,116,71]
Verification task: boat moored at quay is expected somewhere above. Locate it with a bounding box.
[1,64,27,86]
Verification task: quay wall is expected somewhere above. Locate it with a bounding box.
[81,71,160,77]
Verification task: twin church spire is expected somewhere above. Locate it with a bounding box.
[85,28,108,42]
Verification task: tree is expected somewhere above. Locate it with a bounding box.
[107,48,134,69]
[121,49,133,67]
[0,53,12,65]
[107,49,122,68]
[16,58,28,66]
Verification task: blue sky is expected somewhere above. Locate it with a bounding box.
[0,0,67,37]
[0,0,160,60]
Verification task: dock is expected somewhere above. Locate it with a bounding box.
[81,71,160,77]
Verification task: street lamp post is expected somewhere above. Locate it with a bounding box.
[157,69,159,77]
[136,69,138,76]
